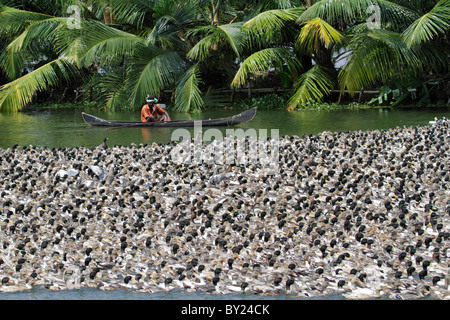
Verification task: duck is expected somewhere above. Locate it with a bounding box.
[0,118,448,298]
[99,138,108,150]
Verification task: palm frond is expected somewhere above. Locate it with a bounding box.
[0,57,77,112]
[0,6,53,35]
[299,0,366,25]
[202,87,229,108]
[244,8,302,32]
[339,27,448,92]
[187,22,244,60]
[186,33,219,60]
[297,18,343,54]
[298,0,418,30]
[218,22,245,57]
[146,0,198,49]
[339,39,391,93]
[89,0,156,27]
[152,0,198,29]
[231,47,301,88]
[126,43,185,108]
[173,63,204,113]
[403,0,450,47]
[0,1,15,6]
[73,21,142,67]
[0,17,71,79]
[97,68,129,110]
[373,0,420,31]
[241,26,270,52]
[288,65,334,109]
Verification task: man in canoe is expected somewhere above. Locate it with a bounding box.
[141,95,171,123]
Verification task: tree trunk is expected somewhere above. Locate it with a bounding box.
[314,43,336,78]
[210,0,219,26]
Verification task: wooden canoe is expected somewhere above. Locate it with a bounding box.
[82,108,257,127]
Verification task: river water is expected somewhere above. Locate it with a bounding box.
[0,106,449,149]
[0,106,448,302]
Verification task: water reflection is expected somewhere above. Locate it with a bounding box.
[141,128,151,142]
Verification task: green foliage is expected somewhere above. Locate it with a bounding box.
[232,94,374,110]
[202,88,230,108]
[186,22,245,60]
[173,63,204,113]
[0,0,448,112]
[368,79,433,107]
[231,47,301,88]
[232,92,290,110]
[297,17,344,53]
[126,44,185,108]
[296,101,372,110]
[402,0,450,47]
[298,0,418,29]
[288,65,334,109]
[0,57,77,112]
[389,0,441,15]
[243,7,302,41]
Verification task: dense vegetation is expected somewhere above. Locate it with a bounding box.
[0,0,449,112]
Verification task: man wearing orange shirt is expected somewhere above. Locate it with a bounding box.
[141,96,171,123]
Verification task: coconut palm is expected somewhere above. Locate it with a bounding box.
[302,1,420,108]
[0,1,88,111]
[402,0,450,47]
[0,0,247,112]
[339,0,449,101]
[0,0,201,111]
[229,6,305,92]
[234,0,449,109]
[0,0,448,112]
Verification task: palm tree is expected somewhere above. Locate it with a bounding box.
[0,1,86,111]
[172,0,301,112]
[0,0,448,112]
[339,0,449,101]
[0,0,201,111]
[230,6,305,92]
[0,0,247,112]
[232,0,449,109]
[402,0,450,47]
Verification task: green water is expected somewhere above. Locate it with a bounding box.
[0,106,449,149]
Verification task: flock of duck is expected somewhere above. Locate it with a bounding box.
[0,117,449,299]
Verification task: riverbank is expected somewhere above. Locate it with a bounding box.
[25,98,449,112]
[0,118,448,299]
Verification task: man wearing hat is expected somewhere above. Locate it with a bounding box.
[141,95,171,123]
